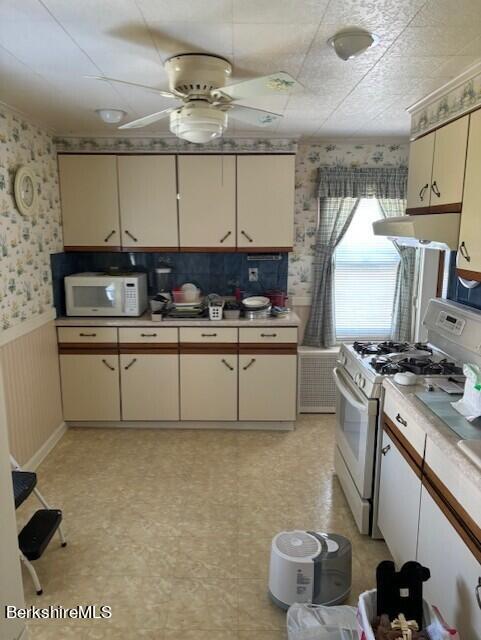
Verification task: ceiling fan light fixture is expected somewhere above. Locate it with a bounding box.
[95,108,127,124]
[327,29,379,61]
[170,103,227,144]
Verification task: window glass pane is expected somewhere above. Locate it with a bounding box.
[334,198,400,341]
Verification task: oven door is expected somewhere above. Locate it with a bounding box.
[333,366,378,499]
[66,277,124,316]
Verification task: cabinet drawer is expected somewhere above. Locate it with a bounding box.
[119,327,178,344]
[383,389,426,457]
[57,327,118,345]
[239,327,297,344]
[179,327,238,344]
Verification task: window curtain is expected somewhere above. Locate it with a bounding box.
[303,166,409,348]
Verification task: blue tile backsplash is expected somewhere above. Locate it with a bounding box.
[51,251,289,315]
[447,250,481,311]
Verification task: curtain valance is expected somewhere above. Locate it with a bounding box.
[317,166,408,200]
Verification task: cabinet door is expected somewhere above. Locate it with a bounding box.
[458,110,481,278]
[431,115,469,210]
[239,354,297,421]
[417,487,481,637]
[377,431,421,565]
[237,155,295,249]
[180,354,237,420]
[59,354,120,421]
[120,353,179,420]
[118,155,178,249]
[59,155,121,249]
[406,133,435,211]
[178,155,235,249]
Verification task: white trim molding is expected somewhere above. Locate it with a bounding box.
[23,422,66,472]
[0,308,57,348]
[408,60,481,140]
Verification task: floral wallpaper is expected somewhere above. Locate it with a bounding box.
[54,136,296,154]
[411,69,481,138]
[0,105,62,331]
[289,142,409,300]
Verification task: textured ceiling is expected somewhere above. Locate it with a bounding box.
[1,0,480,139]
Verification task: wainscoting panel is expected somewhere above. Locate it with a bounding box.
[0,320,63,466]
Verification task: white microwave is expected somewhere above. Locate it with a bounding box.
[65,273,148,316]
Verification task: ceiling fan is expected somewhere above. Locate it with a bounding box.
[89,53,302,143]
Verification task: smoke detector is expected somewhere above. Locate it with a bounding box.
[328,29,379,60]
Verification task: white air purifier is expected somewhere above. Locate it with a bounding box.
[268,530,352,609]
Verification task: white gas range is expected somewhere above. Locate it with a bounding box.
[333,298,474,537]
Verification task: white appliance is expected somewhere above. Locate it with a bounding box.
[298,347,338,413]
[334,298,477,537]
[372,213,460,250]
[268,530,352,609]
[65,272,148,317]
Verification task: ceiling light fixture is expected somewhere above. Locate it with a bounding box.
[327,29,379,61]
[170,103,227,144]
[95,108,127,124]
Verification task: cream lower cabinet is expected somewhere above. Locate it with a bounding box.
[120,353,179,421]
[377,430,422,566]
[59,353,121,421]
[180,353,238,421]
[239,353,297,421]
[417,486,481,638]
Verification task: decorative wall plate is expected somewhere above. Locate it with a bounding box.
[14,166,38,216]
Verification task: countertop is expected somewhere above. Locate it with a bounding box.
[55,311,301,328]
[383,378,481,487]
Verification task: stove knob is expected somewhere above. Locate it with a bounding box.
[358,375,366,390]
[339,353,347,366]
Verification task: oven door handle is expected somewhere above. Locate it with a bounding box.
[333,367,369,413]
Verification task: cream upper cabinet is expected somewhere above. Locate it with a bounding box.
[239,354,297,421]
[59,353,121,421]
[377,431,421,566]
[430,115,469,209]
[180,354,237,421]
[59,155,121,249]
[458,109,481,279]
[406,133,435,211]
[406,115,468,213]
[118,155,178,249]
[178,155,236,249]
[237,155,295,249]
[120,353,179,421]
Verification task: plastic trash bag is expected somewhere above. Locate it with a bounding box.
[287,602,359,640]
[357,590,460,640]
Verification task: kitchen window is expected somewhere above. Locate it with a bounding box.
[334,198,400,341]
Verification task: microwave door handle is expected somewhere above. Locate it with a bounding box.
[333,367,368,413]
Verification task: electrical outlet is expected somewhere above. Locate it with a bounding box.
[248,267,258,282]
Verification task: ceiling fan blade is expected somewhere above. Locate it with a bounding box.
[85,75,181,99]
[108,24,197,60]
[228,104,283,127]
[118,108,177,130]
[216,72,302,101]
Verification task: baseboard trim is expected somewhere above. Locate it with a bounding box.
[66,420,295,432]
[24,422,67,471]
[0,308,56,348]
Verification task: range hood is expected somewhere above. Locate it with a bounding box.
[372,213,460,250]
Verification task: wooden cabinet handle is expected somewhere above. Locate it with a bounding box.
[104,230,116,242]
[419,183,429,201]
[243,358,256,370]
[219,231,232,243]
[102,359,115,371]
[221,358,234,371]
[125,230,138,242]
[431,181,441,198]
[459,241,471,262]
[241,230,253,243]
[381,444,391,456]
[396,413,407,427]
[79,332,96,337]
[124,358,137,370]
[260,333,277,337]
[140,333,157,337]
[201,333,217,337]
